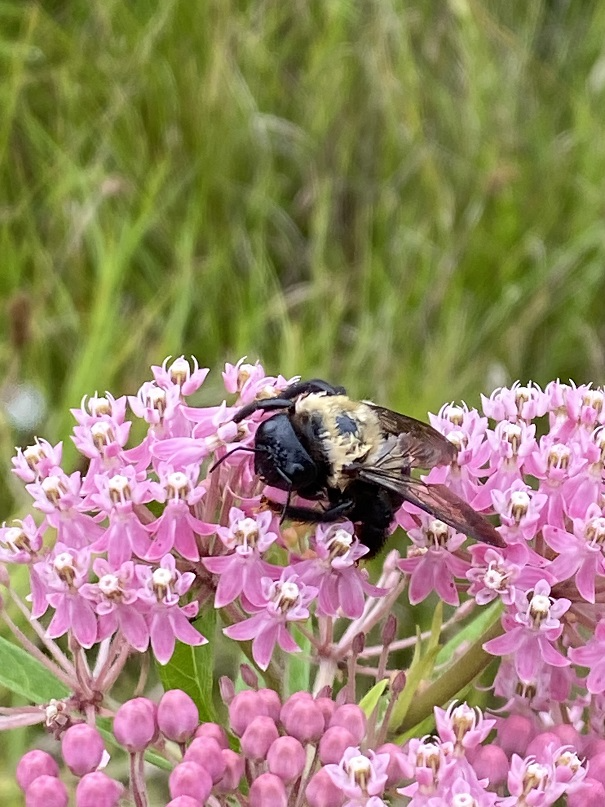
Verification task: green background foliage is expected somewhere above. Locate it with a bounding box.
[2,0,605,793]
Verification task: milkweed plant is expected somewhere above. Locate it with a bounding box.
[2,356,605,806]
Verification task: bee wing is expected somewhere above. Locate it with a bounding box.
[354,465,505,548]
[365,403,457,469]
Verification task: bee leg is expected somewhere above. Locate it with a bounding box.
[277,379,346,400]
[280,499,354,524]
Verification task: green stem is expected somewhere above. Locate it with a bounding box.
[390,612,504,735]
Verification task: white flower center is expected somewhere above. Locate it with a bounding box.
[346,754,371,789]
[41,475,66,504]
[99,574,121,596]
[510,491,530,522]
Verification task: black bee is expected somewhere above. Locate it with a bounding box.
[227,379,504,557]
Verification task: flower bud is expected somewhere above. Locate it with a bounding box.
[280,691,313,726]
[113,697,158,752]
[249,772,287,807]
[215,749,244,793]
[305,768,346,807]
[526,731,561,761]
[497,714,534,758]
[551,723,581,751]
[229,690,271,736]
[194,722,229,748]
[241,715,279,761]
[166,798,202,807]
[469,744,509,787]
[328,704,366,743]
[25,775,68,807]
[315,697,336,726]
[281,697,324,743]
[567,778,605,807]
[75,772,125,807]
[61,724,105,776]
[257,687,282,722]
[16,750,59,791]
[319,726,357,764]
[267,736,306,782]
[158,690,199,743]
[587,752,605,787]
[184,737,226,783]
[168,761,212,803]
[375,743,413,787]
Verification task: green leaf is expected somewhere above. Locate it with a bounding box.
[286,626,311,697]
[388,601,443,731]
[436,600,502,666]
[156,608,216,724]
[359,678,389,719]
[0,636,70,702]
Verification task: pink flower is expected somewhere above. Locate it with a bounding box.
[203,508,281,608]
[11,438,63,483]
[569,621,605,694]
[136,555,206,664]
[323,746,389,801]
[294,523,387,618]
[397,515,469,606]
[223,572,317,670]
[484,579,571,680]
[151,355,209,397]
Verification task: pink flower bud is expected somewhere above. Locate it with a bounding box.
[241,715,279,761]
[470,743,509,787]
[249,772,287,807]
[166,798,202,807]
[586,738,605,758]
[168,761,212,803]
[267,736,306,782]
[229,690,271,736]
[567,778,605,807]
[257,687,282,722]
[16,750,59,791]
[158,690,199,743]
[25,775,68,807]
[497,714,534,757]
[280,691,313,725]
[184,737,226,783]
[526,731,562,761]
[61,724,105,776]
[194,722,229,748]
[551,723,581,750]
[113,697,158,752]
[215,749,244,793]
[318,726,357,764]
[375,743,413,787]
[305,768,346,807]
[75,772,125,807]
[587,752,605,787]
[328,704,366,743]
[315,697,336,726]
[281,697,324,743]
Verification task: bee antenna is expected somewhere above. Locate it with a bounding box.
[210,445,262,473]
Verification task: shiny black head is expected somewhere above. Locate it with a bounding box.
[254,414,318,492]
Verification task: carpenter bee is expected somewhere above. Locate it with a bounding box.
[224,379,504,557]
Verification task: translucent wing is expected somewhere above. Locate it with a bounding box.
[351,464,505,548]
[365,403,457,469]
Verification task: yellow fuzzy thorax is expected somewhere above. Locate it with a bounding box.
[294,393,383,489]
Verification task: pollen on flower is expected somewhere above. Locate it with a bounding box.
[528,593,552,626]
[582,388,604,414]
[585,517,605,546]
[41,475,67,504]
[233,518,259,546]
[326,528,353,559]
[54,552,76,583]
[547,444,571,471]
[483,562,508,592]
[524,761,550,792]
[441,404,466,426]
[91,422,115,449]
[98,574,122,598]
[426,519,449,547]
[509,490,530,522]
[152,567,174,599]
[555,749,582,772]
[446,430,468,453]
[274,581,301,611]
[1,525,29,552]
[145,385,167,415]
[166,472,190,500]
[501,422,522,453]
[83,392,112,417]
[23,443,47,472]
[108,475,132,504]
[167,355,194,386]
[346,753,371,788]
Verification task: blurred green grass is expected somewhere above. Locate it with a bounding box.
[2,0,605,795]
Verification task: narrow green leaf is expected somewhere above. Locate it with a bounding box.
[286,626,311,697]
[436,601,502,666]
[359,678,389,718]
[0,636,69,702]
[388,602,443,730]
[156,609,216,724]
